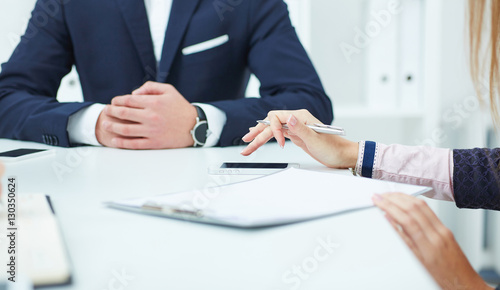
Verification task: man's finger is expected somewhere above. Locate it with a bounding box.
[111,95,147,108]
[103,122,146,138]
[111,137,152,150]
[132,81,171,95]
[104,105,147,123]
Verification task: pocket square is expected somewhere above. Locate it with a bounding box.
[182,34,229,56]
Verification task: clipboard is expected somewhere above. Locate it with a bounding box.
[106,168,431,228]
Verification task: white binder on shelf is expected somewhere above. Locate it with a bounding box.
[365,0,399,109]
[398,0,423,109]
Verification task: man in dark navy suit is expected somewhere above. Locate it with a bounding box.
[0,0,333,149]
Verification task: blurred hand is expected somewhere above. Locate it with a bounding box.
[240,110,358,169]
[95,82,197,149]
[372,193,493,290]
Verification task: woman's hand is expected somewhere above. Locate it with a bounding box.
[240,110,358,169]
[372,193,493,290]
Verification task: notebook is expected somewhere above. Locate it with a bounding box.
[0,194,71,286]
[106,168,431,228]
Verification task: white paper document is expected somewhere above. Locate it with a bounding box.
[106,168,431,228]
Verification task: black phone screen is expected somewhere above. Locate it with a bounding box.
[221,163,289,169]
[0,149,47,158]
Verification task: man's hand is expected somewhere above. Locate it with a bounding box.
[95,82,197,149]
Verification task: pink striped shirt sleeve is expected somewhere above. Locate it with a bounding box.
[357,142,455,201]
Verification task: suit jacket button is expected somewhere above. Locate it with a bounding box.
[51,136,59,146]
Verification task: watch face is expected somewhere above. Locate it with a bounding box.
[194,121,209,144]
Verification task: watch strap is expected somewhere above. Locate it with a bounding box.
[194,105,207,122]
[192,105,208,147]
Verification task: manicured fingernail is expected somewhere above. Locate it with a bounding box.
[372,194,383,203]
[111,138,118,146]
[288,115,298,127]
[280,143,284,149]
[242,133,250,140]
[102,121,110,129]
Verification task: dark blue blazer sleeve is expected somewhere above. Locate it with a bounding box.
[453,148,500,211]
[0,0,93,147]
[210,0,333,146]
[0,0,333,148]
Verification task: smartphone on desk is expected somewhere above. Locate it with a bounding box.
[208,162,299,175]
[0,148,54,163]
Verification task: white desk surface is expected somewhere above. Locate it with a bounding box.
[0,139,438,290]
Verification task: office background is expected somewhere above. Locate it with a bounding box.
[0,0,498,280]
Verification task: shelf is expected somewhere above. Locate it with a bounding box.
[334,106,424,119]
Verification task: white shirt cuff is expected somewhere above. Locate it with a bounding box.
[192,103,226,147]
[67,104,106,146]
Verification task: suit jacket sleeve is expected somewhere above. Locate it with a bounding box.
[453,148,500,210]
[208,0,333,146]
[0,0,92,147]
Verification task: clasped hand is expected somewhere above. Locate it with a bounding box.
[96,82,197,149]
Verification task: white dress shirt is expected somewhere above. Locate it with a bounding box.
[67,0,226,147]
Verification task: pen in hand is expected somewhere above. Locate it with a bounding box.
[257,120,345,136]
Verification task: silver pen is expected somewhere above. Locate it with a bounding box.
[257,120,345,136]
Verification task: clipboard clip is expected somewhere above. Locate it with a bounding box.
[141,202,204,218]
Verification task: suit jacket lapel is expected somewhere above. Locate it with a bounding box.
[157,0,201,82]
[115,0,157,81]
